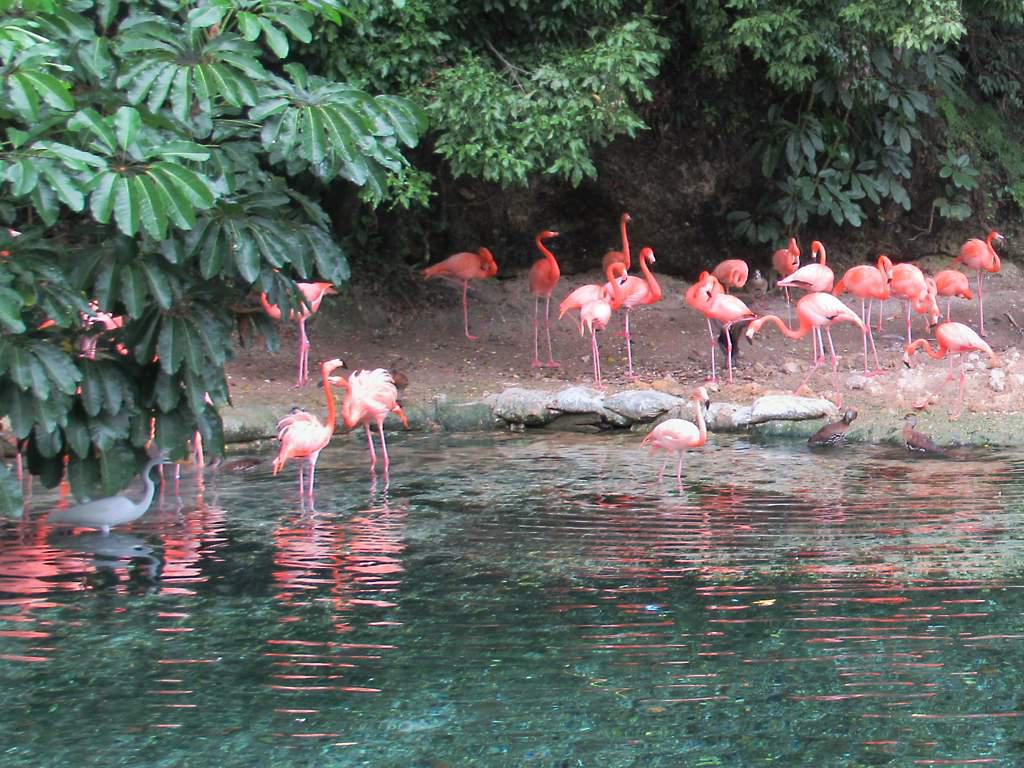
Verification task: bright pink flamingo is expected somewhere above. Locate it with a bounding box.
[697,289,756,384]
[903,321,1001,419]
[934,268,973,322]
[890,263,939,344]
[956,230,1003,336]
[601,212,632,273]
[610,246,662,377]
[777,239,834,294]
[260,281,337,387]
[573,266,624,388]
[641,386,710,485]
[745,292,866,398]
[559,263,626,333]
[528,230,561,368]
[685,271,727,382]
[772,237,801,318]
[832,253,892,374]
[335,368,409,472]
[712,259,749,293]
[272,358,347,496]
[422,247,499,340]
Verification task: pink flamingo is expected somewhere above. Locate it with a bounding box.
[933,268,973,322]
[903,321,1001,419]
[260,281,337,387]
[573,266,624,389]
[528,230,561,368]
[832,253,892,374]
[744,292,867,398]
[610,246,662,377]
[641,386,710,485]
[685,271,727,382]
[956,230,1003,336]
[777,239,834,294]
[712,259,749,293]
[335,368,409,472]
[697,288,756,384]
[601,212,632,273]
[272,358,347,496]
[559,263,626,333]
[890,263,939,344]
[772,237,801,319]
[422,247,499,340]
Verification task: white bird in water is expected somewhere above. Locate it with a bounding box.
[47,455,168,534]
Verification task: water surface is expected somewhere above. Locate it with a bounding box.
[2,432,1023,766]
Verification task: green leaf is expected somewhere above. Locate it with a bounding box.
[139,261,173,309]
[150,162,214,208]
[238,11,261,41]
[187,5,223,28]
[8,158,39,197]
[0,286,26,332]
[232,232,260,282]
[114,106,142,152]
[65,410,92,458]
[89,171,118,224]
[157,316,185,374]
[41,164,85,211]
[18,69,74,112]
[259,18,289,58]
[113,175,140,236]
[29,341,80,395]
[8,73,40,121]
[68,108,117,153]
[133,175,166,239]
[120,263,147,318]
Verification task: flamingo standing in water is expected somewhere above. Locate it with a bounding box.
[260,281,337,387]
[956,230,1004,336]
[571,265,624,389]
[611,246,662,378]
[744,291,867,399]
[601,212,632,273]
[933,268,973,322]
[903,321,1001,419]
[712,259,749,293]
[272,358,347,496]
[335,368,409,472]
[422,247,499,340]
[832,254,891,374]
[641,386,710,485]
[528,230,561,368]
[890,263,939,344]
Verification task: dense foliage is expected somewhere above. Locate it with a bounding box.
[0,0,425,512]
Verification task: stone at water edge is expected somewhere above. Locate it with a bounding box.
[489,387,555,426]
[603,390,685,423]
[989,368,1006,393]
[747,395,839,425]
[547,386,607,414]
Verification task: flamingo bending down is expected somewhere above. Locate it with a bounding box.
[890,263,939,344]
[260,282,337,387]
[956,230,1003,336]
[610,246,662,377]
[903,321,1001,419]
[712,259,749,293]
[601,212,632,273]
[933,268,973,322]
[335,368,409,472]
[641,386,710,485]
[272,358,347,495]
[528,230,561,368]
[744,291,867,398]
[422,247,499,340]
[832,253,891,374]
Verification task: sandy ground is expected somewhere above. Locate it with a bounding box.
[227,255,1024,427]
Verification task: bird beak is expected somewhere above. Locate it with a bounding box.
[902,353,912,368]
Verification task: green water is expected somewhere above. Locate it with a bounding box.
[2,432,1024,766]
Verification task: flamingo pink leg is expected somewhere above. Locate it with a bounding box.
[296,317,311,387]
[591,328,603,389]
[623,310,635,377]
[859,299,881,374]
[976,270,986,336]
[705,318,718,383]
[724,322,736,384]
[377,418,390,471]
[543,296,559,367]
[904,300,914,344]
[531,297,542,368]
[674,452,685,485]
[462,280,477,340]
[365,424,378,469]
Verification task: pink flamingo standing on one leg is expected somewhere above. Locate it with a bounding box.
[832,254,891,374]
[610,246,662,378]
[956,230,1003,337]
[422,247,499,340]
[528,230,561,368]
[772,237,801,321]
[260,281,337,387]
[903,321,1001,419]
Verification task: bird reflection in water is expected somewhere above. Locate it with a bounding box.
[48,531,164,591]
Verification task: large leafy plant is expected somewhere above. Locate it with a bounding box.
[0,0,426,513]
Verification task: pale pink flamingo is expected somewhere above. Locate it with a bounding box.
[903,321,1001,419]
[422,247,499,340]
[559,263,626,333]
[609,246,662,377]
[335,368,409,472]
[744,292,867,398]
[933,268,973,322]
[712,259,749,293]
[772,237,801,319]
[641,386,710,485]
[956,230,1003,336]
[528,230,561,368]
[573,266,624,388]
[832,254,892,374]
[890,263,939,344]
[272,358,347,496]
[685,271,727,382]
[777,239,834,293]
[697,290,756,384]
[260,281,337,386]
[601,212,632,273]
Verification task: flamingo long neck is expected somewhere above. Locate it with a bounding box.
[812,241,827,265]
[906,339,946,361]
[259,293,281,319]
[693,399,707,446]
[638,251,662,301]
[876,255,893,279]
[757,313,811,340]
[619,215,631,271]
[606,263,625,309]
[537,235,559,277]
[986,231,999,248]
[322,370,339,432]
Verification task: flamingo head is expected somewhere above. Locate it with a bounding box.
[902,348,914,368]
[321,358,348,386]
[640,247,655,265]
[538,230,559,240]
[877,254,894,279]
[478,247,498,276]
[811,240,827,264]
[692,386,711,408]
[621,212,632,225]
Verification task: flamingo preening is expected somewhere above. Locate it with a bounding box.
[956,230,1003,336]
[260,282,337,387]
